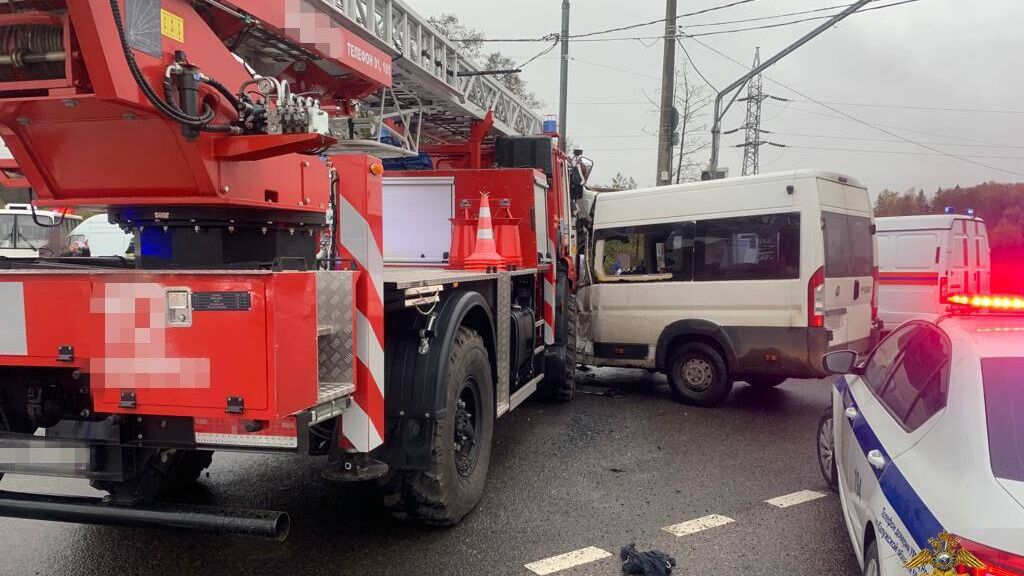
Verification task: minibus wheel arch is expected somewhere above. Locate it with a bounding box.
[655,320,737,374]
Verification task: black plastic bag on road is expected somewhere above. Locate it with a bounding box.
[620,543,676,576]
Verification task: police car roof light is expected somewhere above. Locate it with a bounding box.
[945,206,957,214]
[948,293,1024,311]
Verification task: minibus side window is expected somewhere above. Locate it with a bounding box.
[693,213,800,281]
[596,222,692,282]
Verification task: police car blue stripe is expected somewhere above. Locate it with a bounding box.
[833,376,945,548]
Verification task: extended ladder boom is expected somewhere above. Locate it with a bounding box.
[308,0,544,141]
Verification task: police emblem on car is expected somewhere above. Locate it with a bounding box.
[904,532,985,575]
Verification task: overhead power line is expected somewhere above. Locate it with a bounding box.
[569,131,1024,151]
[684,1,877,28]
[676,38,717,91]
[772,131,1024,149]
[456,0,770,43]
[515,40,559,70]
[567,98,1024,116]
[781,105,1016,147]
[786,99,1024,115]
[686,0,930,39]
[683,33,1024,178]
[784,145,1024,161]
[569,0,768,39]
[585,145,1024,161]
[458,0,927,44]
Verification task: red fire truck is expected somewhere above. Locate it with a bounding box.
[0,0,588,540]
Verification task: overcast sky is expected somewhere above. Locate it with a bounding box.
[421,0,1024,196]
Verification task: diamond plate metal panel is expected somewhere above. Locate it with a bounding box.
[496,272,511,417]
[317,271,356,397]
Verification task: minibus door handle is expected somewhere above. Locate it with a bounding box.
[853,280,861,300]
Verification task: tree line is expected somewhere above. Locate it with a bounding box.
[874,183,1024,251]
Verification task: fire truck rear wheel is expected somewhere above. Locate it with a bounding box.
[382,327,494,526]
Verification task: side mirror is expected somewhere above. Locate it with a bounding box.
[823,350,860,375]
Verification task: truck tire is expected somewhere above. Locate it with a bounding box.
[541,272,577,402]
[667,342,733,407]
[382,327,495,525]
[746,375,788,389]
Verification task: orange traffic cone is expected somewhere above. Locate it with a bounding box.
[493,198,523,269]
[448,199,477,269]
[464,192,506,271]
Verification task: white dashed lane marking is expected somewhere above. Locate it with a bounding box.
[524,547,612,575]
[765,490,827,508]
[662,514,735,537]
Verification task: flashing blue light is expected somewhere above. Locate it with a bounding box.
[944,206,956,214]
[966,208,976,217]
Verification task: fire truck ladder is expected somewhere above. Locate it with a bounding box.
[312,0,544,144]
[205,0,543,157]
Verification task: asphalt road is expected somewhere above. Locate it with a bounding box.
[0,368,860,576]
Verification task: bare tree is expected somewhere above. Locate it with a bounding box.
[429,13,543,109]
[672,64,712,184]
[643,62,711,185]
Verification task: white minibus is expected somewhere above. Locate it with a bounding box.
[578,170,878,406]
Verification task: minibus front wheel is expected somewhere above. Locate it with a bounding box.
[666,342,733,407]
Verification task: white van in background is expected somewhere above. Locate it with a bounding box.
[578,170,878,406]
[875,214,990,329]
[0,203,81,257]
[68,213,133,257]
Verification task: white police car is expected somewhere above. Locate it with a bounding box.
[817,294,1024,576]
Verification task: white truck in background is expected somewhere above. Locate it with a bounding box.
[68,214,134,257]
[876,214,990,330]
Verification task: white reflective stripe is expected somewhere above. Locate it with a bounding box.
[476,228,494,240]
[765,490,826,508]
[663,514,734,536]
[356,310,385,396]
[525,547,611,575]
[543,278,556,345]
[342,400,384,452]
[195,433,297,449]
[478,207,491,218]
[339,195,384,305]
[0,282,26,355]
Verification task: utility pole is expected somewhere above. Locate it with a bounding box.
[706,0,872,178]
[655,0,677,186]
[558,0,570,152]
